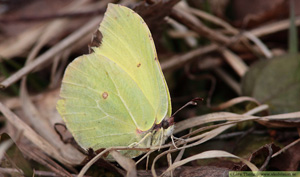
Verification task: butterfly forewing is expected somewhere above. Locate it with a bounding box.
[57,4,171,152]
[93,4,170,128]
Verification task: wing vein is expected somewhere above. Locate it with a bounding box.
[81,132,135,141]
[96,36,156,113]
[103,67,140,128]
[84,57,138,128]
[69,65,90,77]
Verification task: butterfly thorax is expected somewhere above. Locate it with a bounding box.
[135,117,174,148]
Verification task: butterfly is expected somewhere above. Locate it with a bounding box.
[57,3,173,159]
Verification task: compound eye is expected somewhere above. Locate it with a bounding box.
[162,120,169,129]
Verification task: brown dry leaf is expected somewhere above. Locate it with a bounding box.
[270,141,300,170]
[32,89,62,124]
[220,49,248,77]
[0,25,46,59]
[208,0,230,19]
[0,0,108,59]
[20,145,74,177]
[134,0,180,38]
[0,0,73,36]
[19,86,85,165]
[0,101,83,165]
[243,144,281,171]
[0,0,73,58]
[110,150,137,177]
[176,166,230,177]
[232,0,289,28]
[138,166,230,177]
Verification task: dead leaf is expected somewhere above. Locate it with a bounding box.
[111,150,137,177]
[270,140,300,170]
[232,0,289,28]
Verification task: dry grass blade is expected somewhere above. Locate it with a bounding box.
[172,5,230,44]
[135,150,155,165]
[174,130,192,163]
[0,17,102,89]
[245,104,269,116]
[220,49,248,77]
[174,112,240,134]
[261,111,300,120]
[76,148,110,177]
[20,145,74,177]
[110,150,137,177]
[166,17,197,47]
[212,96,261,110]
[0,25,46,59]
[178,124,236,149]
[0,139,13,161]
[178,123,236,149]
[166,152,173,177]
[161,44,218,71]
[0,167,24,176]
[187,7,238,35]
[175,104,269,137]
[250,16,300,37]
[0,102,72,165]
[243,32,273,59]
[160,150,259,177]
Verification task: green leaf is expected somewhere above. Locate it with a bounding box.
[242,54,300,114]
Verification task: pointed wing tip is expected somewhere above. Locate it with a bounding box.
[107,3,125,11]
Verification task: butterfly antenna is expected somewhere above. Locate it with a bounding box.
[171,97,203,117]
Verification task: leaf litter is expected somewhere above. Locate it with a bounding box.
[0,0,300,176]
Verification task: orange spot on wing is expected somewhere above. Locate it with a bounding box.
[136,128,143,134]
[102,92,108,99]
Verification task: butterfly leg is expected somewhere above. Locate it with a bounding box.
[171,135,179,149]
[172,136,186,142]
[158,127,164,151]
